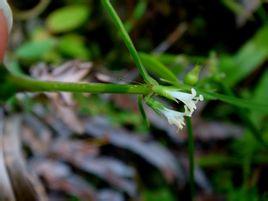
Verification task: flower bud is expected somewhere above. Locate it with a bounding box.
[184,65,201,86]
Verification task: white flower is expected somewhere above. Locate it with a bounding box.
[0,0,13,32]
[146,87,204,130]
[164,88,203,116]
[145,97,186,130]
[161,108,185,130]
[153,86,204,116]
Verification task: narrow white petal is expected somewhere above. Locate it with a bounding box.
[166,88,203,116]
[162,108,186,130]
[191,88,197,96]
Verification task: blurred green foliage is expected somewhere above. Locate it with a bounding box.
[46,5,90,33]
[6,0,268,200]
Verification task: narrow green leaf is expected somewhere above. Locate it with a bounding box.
[221,0,244,15]
[140,53,182,87]
[125,0,148,32]
[155,54,205,74]
[250,70,268,126]
[220,26,268,86]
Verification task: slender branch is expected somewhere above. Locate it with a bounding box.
[186,117,195,201]
[10,0,50,20]
[7,74,151,95]
[101,0,157,85]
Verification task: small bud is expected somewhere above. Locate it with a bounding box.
[184,65,201,85]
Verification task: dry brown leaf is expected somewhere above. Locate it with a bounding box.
[29,61,93,134]
[85,117,186,184]
[50,139,136,195]
[31,159,97,201]
[3,115,41,201]
[0,110,16,201]
[193,121,243,141]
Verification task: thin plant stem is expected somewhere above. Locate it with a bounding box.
[7,74,151,95]
[101,0,157,85]
[138,95,149,128]
[10,0,50,20]
[186,116,195,201]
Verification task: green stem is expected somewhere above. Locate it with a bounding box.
[186,117,195,201]
[7,74,151,95]
[138,95,149,128]
[101,0,156,85]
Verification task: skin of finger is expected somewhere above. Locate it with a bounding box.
[0,10,8,62]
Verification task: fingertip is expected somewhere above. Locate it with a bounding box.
[0,10,8,61]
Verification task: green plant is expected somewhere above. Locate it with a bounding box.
[1,1,268,200]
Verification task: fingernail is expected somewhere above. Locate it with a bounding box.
[0,0,12,61]
[0,10,8,61]
[0,0,13,32]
